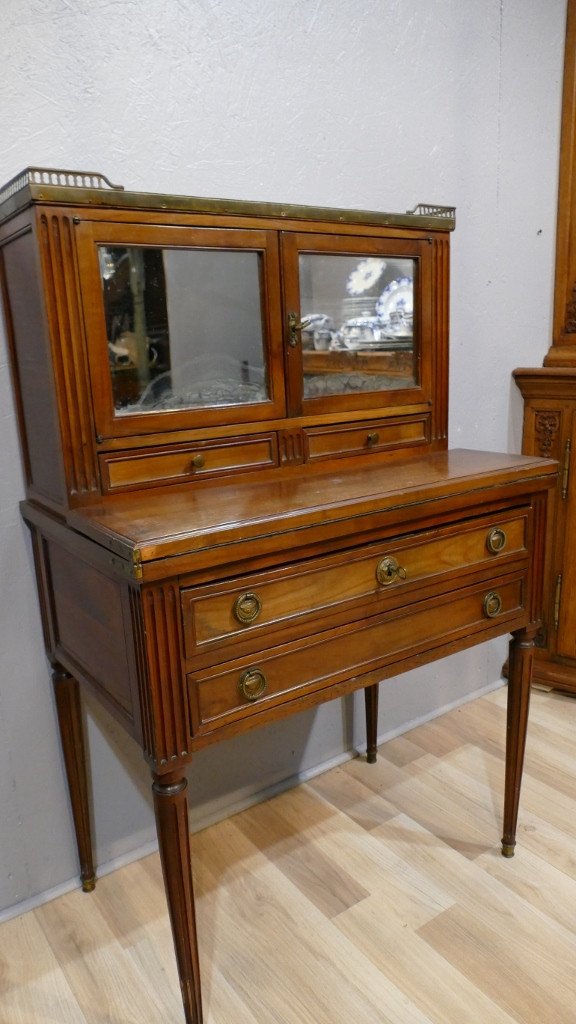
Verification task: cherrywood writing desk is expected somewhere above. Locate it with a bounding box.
[23,448,555,1024]
[0,170,556,1022]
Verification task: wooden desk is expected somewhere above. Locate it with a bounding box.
[23,448,555,1024]
[0,171,556,1023]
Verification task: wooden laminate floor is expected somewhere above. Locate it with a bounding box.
[2,686,576,1023]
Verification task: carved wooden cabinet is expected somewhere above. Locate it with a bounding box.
[513,0,576,694]
[0,167,556,1024]
[513,373,576,692]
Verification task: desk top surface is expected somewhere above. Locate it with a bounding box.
[55,449,556,576]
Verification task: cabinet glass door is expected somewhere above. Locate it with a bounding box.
[76,224,285,437]
[282,233,431,415]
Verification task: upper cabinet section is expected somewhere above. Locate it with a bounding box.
[0,169,454,507]
[80,222,433,436]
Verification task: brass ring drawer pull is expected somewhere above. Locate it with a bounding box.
[191,453,206,470]
[233,591,262,625]
[486,528,507,554]
[483,591,503,618]
[376,556,407,586]
[238,667,267,702]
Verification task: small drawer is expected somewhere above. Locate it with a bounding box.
[188,575,526,732]
[181,508,530,659]
[101,435,278,491]
[304,416,428,461]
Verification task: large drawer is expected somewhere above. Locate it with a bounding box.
[188,574,526,733]
[181,508,530,660]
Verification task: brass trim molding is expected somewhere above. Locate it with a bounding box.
[0,166,456,232]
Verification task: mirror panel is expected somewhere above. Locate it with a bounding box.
[99,245,269,414]
[298,253,417,399]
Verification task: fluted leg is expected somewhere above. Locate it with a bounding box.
[502,627,535,857]
[364,683,379,764]
[152,771,203,1024]
[52,665,96,892]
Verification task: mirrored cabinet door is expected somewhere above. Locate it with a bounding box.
[281,233,431,416]
[76,224,286,437]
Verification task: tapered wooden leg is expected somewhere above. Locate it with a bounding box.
[364,683,379,764]
[152,771,203,1024]
[501,627,535,858]
[52,665,96,892]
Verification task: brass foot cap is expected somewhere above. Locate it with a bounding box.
[366,751,377,764]
[501,842,515,858]
[81,875,97,893]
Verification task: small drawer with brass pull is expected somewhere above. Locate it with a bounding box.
[100,434,278,491]
[304,416,429,462]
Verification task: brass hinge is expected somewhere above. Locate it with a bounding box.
[562,438,571,499]
[554,572,563,630]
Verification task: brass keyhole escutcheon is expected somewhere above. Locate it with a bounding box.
[233,591,262,625]
[287,311,312,347]
[486,528,507,554]
[376,555,407,586]
[191,453,206,470]
[483,591,503,618]
[238,668,267,702]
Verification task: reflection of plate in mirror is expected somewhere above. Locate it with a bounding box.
[346,258,387,296]
[376,277,413,322]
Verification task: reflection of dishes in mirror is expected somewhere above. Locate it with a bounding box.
[301,312,333,350]
[342,337,413,352]
[116,354,268,414]
[338,315,383,349]
[313,330,332,351]
[337,314,412,351]
[346,258,387,296]
[388,312,413,338]
[376,277,413,330]
[302,313,333,333]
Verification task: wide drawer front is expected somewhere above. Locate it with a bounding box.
[101,434,278,491]
[188,574,526,732]
[181,509,529,658]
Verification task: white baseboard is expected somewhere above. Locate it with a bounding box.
[0,677,504,925]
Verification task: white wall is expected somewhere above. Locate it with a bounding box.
[0,0,567,916]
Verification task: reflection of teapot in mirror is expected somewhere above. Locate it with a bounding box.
[108,332,158,369]
[301,313,333,350]
[313,329,332,352]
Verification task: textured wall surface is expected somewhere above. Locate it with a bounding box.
[0,0,567,915]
